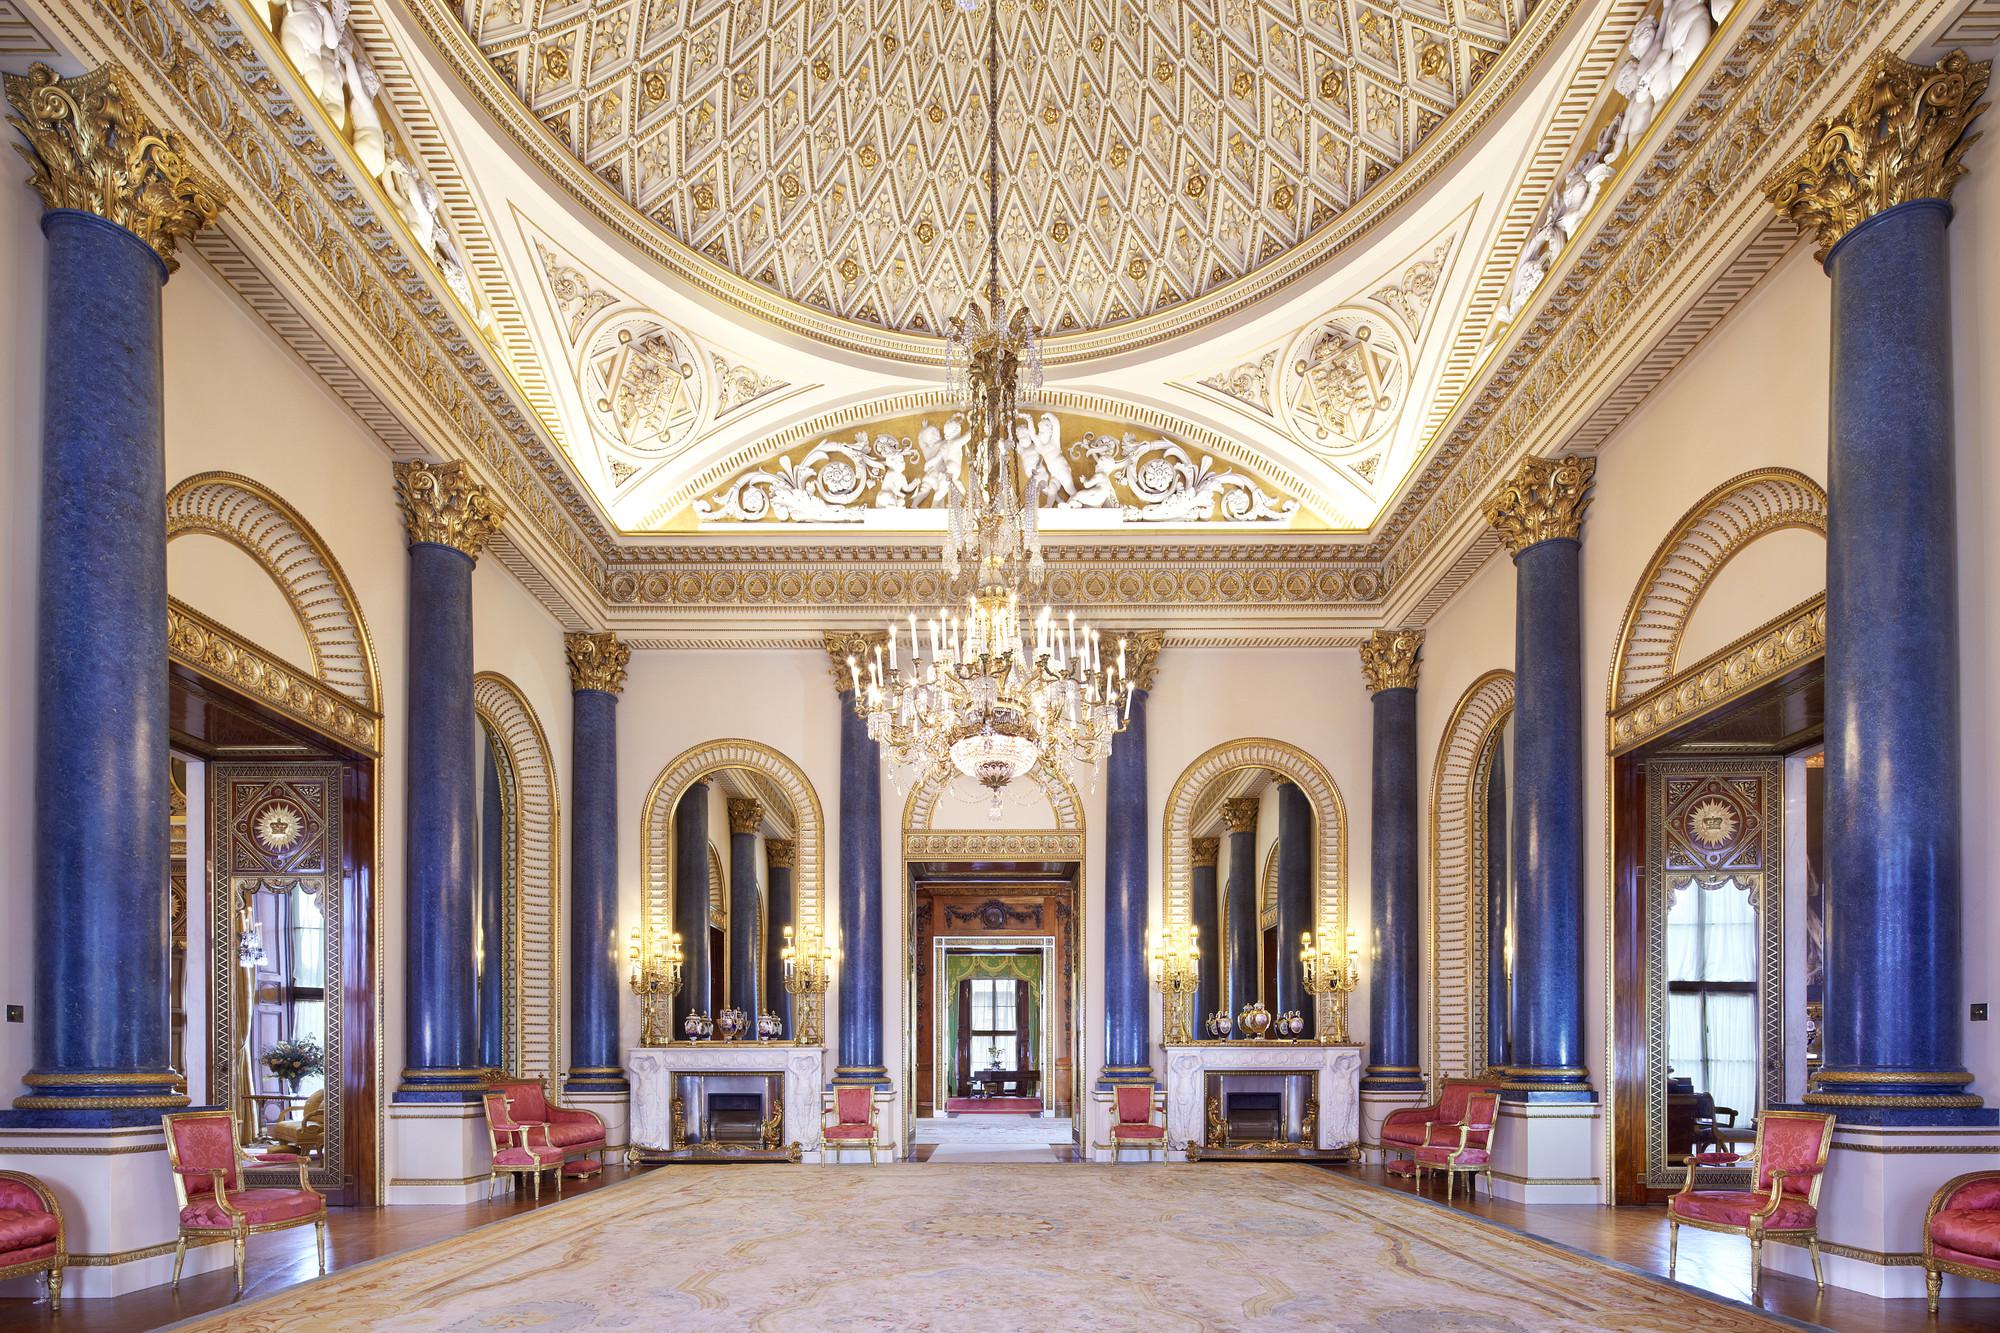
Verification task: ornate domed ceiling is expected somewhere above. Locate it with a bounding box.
[457,0,1528,337]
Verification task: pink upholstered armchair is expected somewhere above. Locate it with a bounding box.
[487,1077,607,1180]
[820,1086,880,1164]
[483,1089,567,1201]
[1413,1090,1499,1201]
[1104,1085,1167,1162]
[163,1109,326,1294]
[1925,1171,2000,1312]
[0,1170,64,1311]
[1381,1078,1502,1175]
[1667,1108,1834,1300]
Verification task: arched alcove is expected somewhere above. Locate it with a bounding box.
[1428,670,1515,1086]
[473,672,562,1082]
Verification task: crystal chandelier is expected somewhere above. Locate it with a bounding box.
[848,0,1131,815]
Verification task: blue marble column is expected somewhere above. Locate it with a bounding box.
[566,631,628,1092]
[829,633,888,1084]
[1362,631,1424,1088]
[1102,642,1158,1082]
[1767,54,1993,1123]
[1222,798,1260,1027]
[1191,839,1221,1029]
[1273,783,1314,1038]
[1483,456,1594,1101]
[673,781,712,1030]
[395,461,502,1102]
[4,64,223,1123]
[727,800,764,1018]
[764,841,796,1037]
[1484,743,1512,1072]
[477,743,505,1072]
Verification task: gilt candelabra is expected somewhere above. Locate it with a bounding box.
[628,927,684,1046]
[780,925,834,1046]
[1300,929,1360,1044]
[1149,923,1201,1044]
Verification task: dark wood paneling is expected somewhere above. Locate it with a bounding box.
[1611,754,1650,1205]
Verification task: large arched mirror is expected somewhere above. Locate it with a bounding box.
[1480,715,1514,1073]
[473,717,516,1073]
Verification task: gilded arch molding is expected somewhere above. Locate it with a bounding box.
[1427,670,1513,1089]
[1162,739,1349,1026]
[473,672,562,1082]
[1608,468,1826,712]
[903,765,1082,835]
[640,740,826,957]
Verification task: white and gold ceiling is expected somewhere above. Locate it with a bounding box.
[16,0,1970,637]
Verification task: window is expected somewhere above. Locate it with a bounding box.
[968,978,1018,1071]
[1666,877,1758,1123]
[286,887,327,1096]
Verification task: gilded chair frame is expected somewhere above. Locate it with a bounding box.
[481,1089,565,1201]
[1411,1091,1499,1202]
[820,1090,881,1165]
[1095,1086,1168,1163]
[162,1109,327,1294]
[1923,1170,2000,1313]
[0,1170,64,1311]
[1667,1108,1835,1299]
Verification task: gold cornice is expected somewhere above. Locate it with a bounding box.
[1359,629,1423,693]
[1192,836,1220,869]
[765,839,795,869]
[3,61,225,272]
[728,798,765,837]
[394,460,503,559]
[1765,49,1990,262]
[1120,630,1165,693]
[822,630,887,691]
[564,631,629,695]
[166,599,382,755]
[1482,455,1596,556]
[1222,797,1261,835]
[1609,594,1826,756]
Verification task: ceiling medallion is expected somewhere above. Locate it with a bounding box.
[1283,314,1405,449]
[851,0,1130,815]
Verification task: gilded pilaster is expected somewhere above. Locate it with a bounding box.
[3,62,226,271]
[565,630,630,695]
[1765,49,1990,261]
[1359,629,1423,693]
[394,459,504,560]
[1482,455,1596,555]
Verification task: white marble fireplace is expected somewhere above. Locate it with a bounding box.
[629,1044,827,1162]
[1161,1042,1364,1161]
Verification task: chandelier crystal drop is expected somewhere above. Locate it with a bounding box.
[849,0,1131,816]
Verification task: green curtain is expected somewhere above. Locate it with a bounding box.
[944,954,1042,1090]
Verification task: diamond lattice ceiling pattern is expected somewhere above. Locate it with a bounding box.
[463,0,1524,336]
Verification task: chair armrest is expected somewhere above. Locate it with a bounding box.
[1676,1152,1751,1198]
[176,1168,241,1217]
[1713,1106,1739,1126]
[1383,1104,1441,1130]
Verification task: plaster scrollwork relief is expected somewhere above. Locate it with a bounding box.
[695,412,1297,526]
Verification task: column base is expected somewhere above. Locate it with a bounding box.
[831,1065,891,1089]
[563,1066,630,1096]
[1,1070,190,1128]
[394,1067,489,1103]
[0,1124,229,1298]
[1487,1099,1600,1203]
[1761,1121,2000,1298]
[564,1089,630,1153]
[1498,1065,1598,1104]
[1360,1065,1426,1094]
[1802,1070,1996,1125]
[1096,1063,1156,1091]
[1359,1087,1428,1163]
[385,1102,492,1204]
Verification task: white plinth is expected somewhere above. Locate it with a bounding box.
[629,1045,825,1162]
[565,1089,630,1151]
[0,1124,229,1299]
[385,1102,492,1204]
[1488,1100,1601,1204]
[1161,1042,1363,1162]
[1360,1088,1428,1163]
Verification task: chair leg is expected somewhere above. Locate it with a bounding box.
[172,1236,188,1289]
[530,1169,540,1201]
[555,1165,564,1199]
[1750,1235,1763,1301]
[1808,1235,1823,1290]
[1667,1220,1678,1281]
[316,1217,328,1276]
[232,1233,246,1295]
[1927,1265,1942,1315]
[46,1264,61,1312]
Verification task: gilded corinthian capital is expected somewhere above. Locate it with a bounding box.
[565,631,629,695]
[1222,797,1260,834]
[729,798,766,836]
[4,63,226,272]
[1765,49,1990,261]
[1192,836,1220,868]
[1115,629,1165,692]
[394,460,503,559]
[1360,629,1423,692]
[1482,455,1596,555]
[765,838,795,869]
[823,630,887,691]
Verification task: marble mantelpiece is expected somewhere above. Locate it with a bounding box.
[629,1044,826,1162]
[1161,1042,1364,1161]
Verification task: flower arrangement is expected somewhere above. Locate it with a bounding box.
[262,1036,324,1090]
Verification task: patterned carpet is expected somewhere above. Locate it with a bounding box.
[178,1165,1789,1331]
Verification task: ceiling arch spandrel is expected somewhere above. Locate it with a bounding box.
[455,0,1534,341]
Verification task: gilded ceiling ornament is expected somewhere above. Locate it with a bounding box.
[565,630,630,694]
[728,798,766,835]
[1222,797,1261,835]
[1359,628,1423,692]
[1764,48,1991,261]
[1685,797,1739,849]
[1192,836,1220,868]
[823,629,887,690]
[3,62,227,272]
[1119,630,1165,693]
[765,838,795,869]
[393,459,504,559]
[254,801,306,852]
[1482,454,1596,555]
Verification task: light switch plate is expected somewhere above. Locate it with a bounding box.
[1973,1003,1988,1022]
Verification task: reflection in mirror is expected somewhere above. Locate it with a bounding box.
[1184,768,1317,1040]
[1666,876,1759,1146]
[668,767,799,1040]
[473,720,515,1073]
[1481,716,1513,1072]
